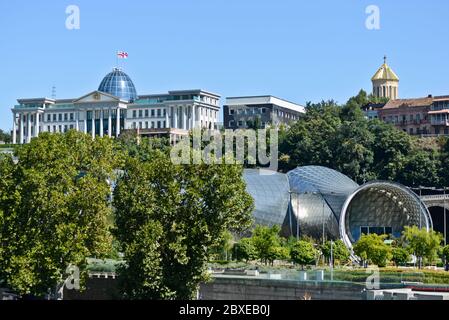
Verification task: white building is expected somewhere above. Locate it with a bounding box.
[11,68,220,144]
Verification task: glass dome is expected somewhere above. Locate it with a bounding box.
[98,68,138,102]
[243,169,290,229]
[287,166,360,240]
[340,181,432,252]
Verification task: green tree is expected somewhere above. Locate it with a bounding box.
[397,149,442,188]
[402,226,443,268]
[210,230,234,261]
[442,245,449,270]
[391,247,410,266]
[113,150,254,299]
[0,131,117,297]
[290,240,317,269]
[251,225,284,265]
[279,100,341,172]
[0,129,12,143]
[233,238,257,263]
[320,240,350,266]
[353,234,392,267]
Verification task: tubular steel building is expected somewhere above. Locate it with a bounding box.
[243,166,432,252]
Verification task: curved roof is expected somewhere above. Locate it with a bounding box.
[287,166,359,195]
[339,181,432,254]
[371,61,399,81]
[243,169,290,227]
[98,68,138,102]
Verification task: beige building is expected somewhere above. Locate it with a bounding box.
[365,57,449,136]
[372,56,399,100]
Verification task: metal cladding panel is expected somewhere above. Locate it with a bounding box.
[243,169,290,228]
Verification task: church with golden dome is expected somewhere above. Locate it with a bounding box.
[366,57,449,137]
[371,56,399,100]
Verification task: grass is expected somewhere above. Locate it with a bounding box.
[208,261,449,284]
[332,267,449,284]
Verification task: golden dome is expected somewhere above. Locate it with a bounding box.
[371,56,399,81]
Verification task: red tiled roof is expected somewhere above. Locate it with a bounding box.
[382,97,433,109]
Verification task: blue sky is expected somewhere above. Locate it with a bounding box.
[1,0,448,131]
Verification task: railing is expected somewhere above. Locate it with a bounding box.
[419,133,449,138]
[431,119,449,126]
[421,194,449,201]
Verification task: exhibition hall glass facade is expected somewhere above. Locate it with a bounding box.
[243,166,432,251]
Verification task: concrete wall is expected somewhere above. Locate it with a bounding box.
[199,277,366,300]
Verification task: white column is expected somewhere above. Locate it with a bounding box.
[91,110,95,139]
[76,111,80,131]
[116,108,121,137]
[12,112,17,144]
[165,107,169,128]
[27,113,31,143]
[19,114,24,144]
[35,112,40,137]
[191,105,196,129]
[100,109,104,137]
[183,106,187,130]
[108,108,112,137]
[84,110,87,134]
[174,107,178,129]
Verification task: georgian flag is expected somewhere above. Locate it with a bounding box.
[117,51,128,59]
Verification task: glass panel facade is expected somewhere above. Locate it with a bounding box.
[98,68,138,102]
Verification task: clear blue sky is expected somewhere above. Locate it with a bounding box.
[1,0,449,131]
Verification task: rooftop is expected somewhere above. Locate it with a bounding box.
[225,95,305,113]
[372,56,400,82]
[383,97,433,109]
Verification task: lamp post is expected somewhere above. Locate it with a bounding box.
[322,200,325,245]
[295,191,300,241]
[444,187,447,246]
[330,240,334,281]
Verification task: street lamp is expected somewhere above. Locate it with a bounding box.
[322,200,325,245]
[330,240,334,281]
[444,187,447,246]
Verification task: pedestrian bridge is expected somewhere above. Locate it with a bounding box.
[421,194,449,210]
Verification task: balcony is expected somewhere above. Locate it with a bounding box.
[431,119,449,126]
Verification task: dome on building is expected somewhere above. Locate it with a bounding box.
[98,68,138,102]
[287,166,359,240]
[243,166,433,258]
[243,169,290,231]
[340,181,432,252]
[371,56,399,81]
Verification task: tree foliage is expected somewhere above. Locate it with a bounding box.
[0,131,117,296]
[353,234,392,267]
[113,147,254,299]
[391,247,410,266]
[232,237,257,263]
[402,226,443,268]
[0,129,11,143]
[290,240,317,269]
[279,89,449,187]
[320,240,350,265]
[250,225,285,265]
